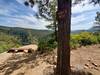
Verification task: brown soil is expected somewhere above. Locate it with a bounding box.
[0,44,100,75]
[71,44,100,75]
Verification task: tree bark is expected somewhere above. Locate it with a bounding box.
[56,0,71,75]
[54,18,57,42]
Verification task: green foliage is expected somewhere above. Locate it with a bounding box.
[97,34,100,43]
[71,32,100,49]
[0,26,52,53]
[0,26,100,53]
[38,34,57,53]
[0,26,52,45]
[93,32,100,43]
[38,32,100,52]
[71,34,81,49]
[0,32,21,53]
[79,32,98,46]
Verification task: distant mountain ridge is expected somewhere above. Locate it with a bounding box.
[72,25,100,34]
[0,26,52,38]
[0,26,52,45]
[89,25,100,32]
[0,25,99,36]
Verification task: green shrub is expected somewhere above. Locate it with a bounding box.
[38,32,100,52]
[79,32,98,46]
[38,35,57,53]
[97,35,100,43]
[71,34,81,49]
[93,32,100,44]
[0,32,21,53]
[71,32,99,49]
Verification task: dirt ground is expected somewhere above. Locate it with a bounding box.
[71,44,100,75]
[0,44,100,75]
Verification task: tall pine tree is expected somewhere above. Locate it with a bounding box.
[23,0,100,75]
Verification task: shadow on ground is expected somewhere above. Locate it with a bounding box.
[0,51,94,75]
[43,66,93,75]
[0,51,39,75]
[71,70,93,75]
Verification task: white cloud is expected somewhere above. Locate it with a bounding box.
[71,0,100,30]
[16,0,25,4]
[0,0,100,30]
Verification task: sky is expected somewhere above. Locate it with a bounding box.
[0,0,100,31]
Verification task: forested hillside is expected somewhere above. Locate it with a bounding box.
[0,26,100,53]
[0,26,52,45]
[0,32,21,53]
[0,26,52,53]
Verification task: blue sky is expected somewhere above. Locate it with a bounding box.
[0,0,100,30]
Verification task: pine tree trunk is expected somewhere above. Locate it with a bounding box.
[54,19,57,42]
[56,0,71,75]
